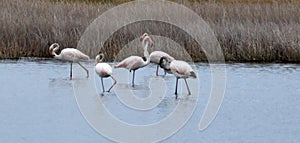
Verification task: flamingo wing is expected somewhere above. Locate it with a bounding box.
[115,56,145,70]
[170,60,196,78]
[61,48,89,62]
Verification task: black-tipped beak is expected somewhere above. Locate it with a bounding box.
[190,71,197,78]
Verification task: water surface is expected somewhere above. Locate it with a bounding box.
[0,59,299,143]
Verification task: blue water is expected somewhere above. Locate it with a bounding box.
[0,59,299,143]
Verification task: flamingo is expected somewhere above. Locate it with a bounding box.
[114,35,153,87]
[95,53,117,93]
[159,56,197,99]
[49,43,89,80]
[140,33,174,76]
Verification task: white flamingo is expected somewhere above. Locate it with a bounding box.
[49,43,89,80]
[114,35,153,87]
[95,53,117,93]
[159,57,197,99]
[140,33,174,76]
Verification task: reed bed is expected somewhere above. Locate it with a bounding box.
[1,0,300,62]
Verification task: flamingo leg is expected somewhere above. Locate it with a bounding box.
[175,77,179,99]
[132,70,135,87]
[184,78,191,95]
[100,77,105,93]
[77,62,89,78]
[107,76,117,92]
[156,65,159,76]
[70,62,73,80]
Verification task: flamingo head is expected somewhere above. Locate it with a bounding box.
[140,33,148,41]
[142,56,147,62]
[159,56,170,70]
[49,43,59,55]
[95,52,104,64]
[190,71,197,78]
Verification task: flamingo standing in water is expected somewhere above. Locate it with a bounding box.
[140,33,174,76]
[114,35,154,87]
[159,56,197,99]
[49,43,89,80]
[95,53,117,93]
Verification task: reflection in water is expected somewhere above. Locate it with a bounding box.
[0,59,299,143]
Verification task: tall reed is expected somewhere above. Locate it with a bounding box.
[1,0,300,62]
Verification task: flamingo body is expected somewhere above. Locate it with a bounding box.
[114,56,148,71]
[150,51,174,64]
[170,60,196,78]
[59,48,89,62]
[95,63,112,77]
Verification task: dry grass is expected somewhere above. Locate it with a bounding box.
[1,0,300,62]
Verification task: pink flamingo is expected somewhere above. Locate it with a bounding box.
[95,53,117,93]
[114,35,153,87]
[140,33,174,76]
[49,43,89,80]
[159,56,197,99]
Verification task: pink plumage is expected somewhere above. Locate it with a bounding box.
[114,35,153,87]
[49,43,89,79]
[95,53,116,93]
[159,57,197,98]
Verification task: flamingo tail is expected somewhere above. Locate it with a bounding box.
[114,61,126,68]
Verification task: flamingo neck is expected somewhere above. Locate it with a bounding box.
[95,54,104,64]
[143,41,150,65]
[52,48,62,60]
[159,57,171,71]
[142,36,150,47]
[141,36,152,65]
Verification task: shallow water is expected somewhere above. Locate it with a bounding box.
[0,59,300,143]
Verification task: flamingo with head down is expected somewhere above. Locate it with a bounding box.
[114,35,154,87]
[159,56,197,99]
[140,33,174,76]
[49,43,89,80]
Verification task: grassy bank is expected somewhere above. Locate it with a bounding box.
[1,0,300,62]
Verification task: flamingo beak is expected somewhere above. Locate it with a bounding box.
[149,38,154,47]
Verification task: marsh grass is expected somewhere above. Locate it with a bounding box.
[1,0,300,62]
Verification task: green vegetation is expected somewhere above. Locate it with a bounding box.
[1,0,300,62]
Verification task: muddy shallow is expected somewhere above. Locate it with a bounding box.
[0,59,299,143]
